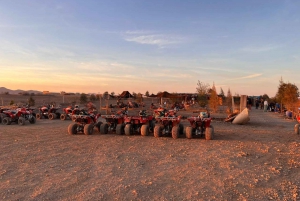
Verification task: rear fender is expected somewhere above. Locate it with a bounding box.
[204,118,212,127]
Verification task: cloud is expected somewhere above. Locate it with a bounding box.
[226,73,262,81]
[241,45,279,53]
[123,30,184,47]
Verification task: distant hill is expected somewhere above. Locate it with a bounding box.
[0,87,42,95]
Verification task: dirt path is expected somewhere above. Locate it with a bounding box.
[0,108,299,200]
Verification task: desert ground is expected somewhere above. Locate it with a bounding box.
[1,95,300,200]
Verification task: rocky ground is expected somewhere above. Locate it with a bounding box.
[0,107,300,201]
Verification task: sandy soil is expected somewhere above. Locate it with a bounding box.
[0,107,300,201]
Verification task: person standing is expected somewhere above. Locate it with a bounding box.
[264,100,268,112]
[255,99,259,109]
[260,99,264,110]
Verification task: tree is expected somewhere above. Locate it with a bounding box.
[208,82,219,112]
[9,100,14,105]
[219,87,225,97]
[103,91,109,99]
[80,93,88,104]
[136,93,143,103]
[225,88,232,113]
[110,92,115,97]
[28,96,35,106]
[132,92,137,99]
[90,94,97,101]
[196,80,210,107]
[282,83,299,111]
[262,94,269,101]
[276,78,299,112]
[145,91,150,97]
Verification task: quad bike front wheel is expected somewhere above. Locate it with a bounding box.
[205,125,214,140]
[84,124,94,135]
[2,117,11,125]
[141,124,149,136]
[60,114,66,120]
[18,117,25,126]
[29,116,36,124]
[295,124,300,134]
[48,113,56,120]
[185,126,193,139]
[116,124,124,135]
[125,124,133,135]
[68,123,78,135]
[154,125,162,138]
[100,123,108,134]
[172,126,179,139]
[36,113,41,120]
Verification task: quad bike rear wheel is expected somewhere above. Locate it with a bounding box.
[95,122,102,132]
[295,124,300,134]
[60,114,66,120]
[0,114,5,123]
[68,123,78,135]
[48,113,56,120]
[205,125,214,140]
[100,123,108,134]
[154,125,162,138]
[84,124,94,135]
[125,124,133,135]
[2,117,11,125]
[172,126,179,139]
[141,124,149,136]
[116,124,124,135]
[36,113,41,120]
[185,126,193,139]
[29,116,36,124]
[18,117,25,126]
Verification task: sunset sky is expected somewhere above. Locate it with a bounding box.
[0,0,299,97]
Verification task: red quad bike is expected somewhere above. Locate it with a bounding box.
[185,112,214,140]
[60,106,80,120]
[153,109,184,139]
[123,110,155,136]
[1,107,36,126]
[99,109,128,135]
[68,110,101,135]
[36,105,61,120]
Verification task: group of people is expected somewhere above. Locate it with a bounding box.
[254,98,280,112]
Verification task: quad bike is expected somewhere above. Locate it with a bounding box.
[1,107,36,126]
[123,110,154,136]
[68,110,101,135]
[60,105,80,120]
[153,109,183,139]
[99,109,128,135]
[185,112,214,140]
[36,105,61,120]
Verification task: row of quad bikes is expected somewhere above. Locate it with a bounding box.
[67,109,214,140]
[0,105,82,125]
[0,107,36,125]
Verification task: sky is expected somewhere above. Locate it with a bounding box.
[0,0,299,97]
